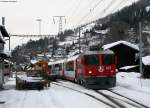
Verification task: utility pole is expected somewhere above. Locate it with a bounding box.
[139,22,143,77]
[79,27,81,53]
[53,16,66,33]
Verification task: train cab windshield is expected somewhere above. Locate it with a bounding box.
[84,54,99,66]
[102,54,114,65]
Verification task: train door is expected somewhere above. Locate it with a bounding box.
[64,60,75,81]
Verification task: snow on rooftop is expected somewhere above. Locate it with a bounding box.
[94,29,109,34]
[4,59,13,64]
[119,65,139,70]
[2,50,11,57]
[68,49,79,57]
[48,59,66,65]
[17,75,44,82]
[142,55,150,65]
[30,59,38,64]
[103,41,139,51]
[146,6,150,12]
[66,55,79,62]
[58,40,73,46]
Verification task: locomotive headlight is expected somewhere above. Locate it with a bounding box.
[111,70,114,72]
[89,71,92,74]
[98,66,104,72]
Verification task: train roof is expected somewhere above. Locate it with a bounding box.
[48,59,66,65]
[66,55,80,62]
[83,50,114,55]
[48,50,114,65]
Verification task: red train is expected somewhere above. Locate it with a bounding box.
[48,50,117,89]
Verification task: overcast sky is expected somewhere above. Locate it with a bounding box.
[0,0,138,50]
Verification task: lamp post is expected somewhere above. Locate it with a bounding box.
[36,19,42,36]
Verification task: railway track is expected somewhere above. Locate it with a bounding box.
[52,80,149,108]
[105,90,149,108]
[52,82,118,108]
[95,90,149,108]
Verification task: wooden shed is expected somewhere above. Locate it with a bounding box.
[103,41,139,68]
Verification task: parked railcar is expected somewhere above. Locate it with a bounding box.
[63,55,79,81]
[48,59,65,81]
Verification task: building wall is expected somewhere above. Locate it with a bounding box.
[0,62,4,89]
[110,44,138,68]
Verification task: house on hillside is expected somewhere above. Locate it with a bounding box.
[83,30,105,51]
[102,41,139,69]
[0,25,10,89]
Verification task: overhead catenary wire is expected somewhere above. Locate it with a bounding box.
[76,0,105,28]
[110,0,128,14]
[77,0,130,29]
[76,0,115,28]
[63,0,81,29]
[65,0,103,30]
[97,0,117,18]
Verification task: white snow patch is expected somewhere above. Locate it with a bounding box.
[30,59,38,64]
[142,55,150,65]
[58,41,73,46]
[112,72,150,106]
[119,65,139,70]
[95,29,109,34]
[145,6,150,12]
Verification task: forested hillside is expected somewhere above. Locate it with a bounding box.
[12,0,150,64]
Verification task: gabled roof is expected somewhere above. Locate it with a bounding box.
[0,25,9,37]
[102,41,139,51]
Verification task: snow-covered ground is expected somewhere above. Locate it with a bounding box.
[0,72,150,108]
[113,72,150,107]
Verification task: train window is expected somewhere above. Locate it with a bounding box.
[102,54,114,65]
[4,65,9,68]
[48,65,52,69]
[84,55,99,66]
[54,64,62,71]
[66,61,74,71]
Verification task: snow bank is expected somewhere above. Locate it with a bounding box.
[114,72,150,106]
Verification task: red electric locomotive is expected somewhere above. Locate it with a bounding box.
[75,50,116,89]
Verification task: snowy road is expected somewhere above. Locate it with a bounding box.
[0,72,150,108]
